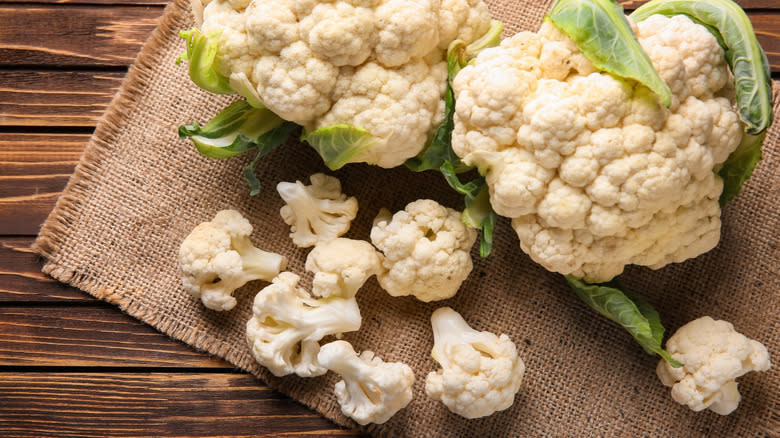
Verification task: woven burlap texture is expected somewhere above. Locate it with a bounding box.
[32,0,779,436]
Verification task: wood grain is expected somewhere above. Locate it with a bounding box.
[0,5,777,71]
[0,0,167,5]
[0,134,84,235]
[0,5,162,67]
[0,373,362,437]
[0,305,231,367]
[0,71,123,126]
[0,237,94,303]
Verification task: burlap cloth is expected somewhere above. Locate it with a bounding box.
[31,0,779,436]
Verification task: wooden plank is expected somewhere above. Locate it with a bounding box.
[0,16,778,127]
[0,5,776,70]
[0,134,85,235]
[0,71,123,127]
[0,0,167,5]
[0,237,96,302]
[0,5,162,67]
[0,305,233,367]
[0,373,363,437]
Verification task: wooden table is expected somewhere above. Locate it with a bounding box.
[0,1,777,436]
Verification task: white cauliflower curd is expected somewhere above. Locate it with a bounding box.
[305,238,383,298]
[657,316,771,415]
[196,0,493,167]
[277,173,358,248]
[246,272,362,377]
[318,340,414,425]
[451,15,743,282]
[370,199,477,302]
[178,209,286,311]
[425,307,525,418]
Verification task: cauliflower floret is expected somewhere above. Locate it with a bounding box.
[199,0,493,167]
[246,273,362,377]
[425,307,525,418]
[656,316,771,415]
[370,199,477,302]
[318,59,448,168]
[277,173,358,248]
[318,340,414,425]
[452,14,742,282]
[178,210,287,311]
[305,238,383,298]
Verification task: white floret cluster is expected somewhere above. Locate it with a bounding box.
[452,15,743,282]
[370,199,477,302]
[200,0,492,167]
[657,316,771,415]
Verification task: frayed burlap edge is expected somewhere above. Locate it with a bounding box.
[29,0,374,435]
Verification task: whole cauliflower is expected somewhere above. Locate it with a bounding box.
[425,307,525,418]
[318,340,414,425]
[305,238,383,298]
[451,15,743,282]
[277,173,358,248]
[370,199,477,302]
[246,272,362,377]
[198,0,493,167]
[178,209,287,311]
[657,316,771,415]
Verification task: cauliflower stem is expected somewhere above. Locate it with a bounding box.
[177,28,233,94]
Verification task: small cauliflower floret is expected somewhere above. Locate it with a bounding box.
[198,0,493,167]
[452,15,743,282]
[277,173,358,248]
[425,307,525,418]
[318,340,414,425]
[370,199,476,302]
[305,238,383,299]
[657,316,771,415]
[246,273,362,377]
[178,210,286,311]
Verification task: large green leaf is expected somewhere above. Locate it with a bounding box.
[441,162,497,257]
[301,124,377,170]
[177,28,233,95]
[547,0,672,107]
[243,122,298,196]
[404,86,470,174]
[566,276,683,367]
[631,0,773,134]
[178,100,286,159]
[718,131,765,206]
[178,100,296,194]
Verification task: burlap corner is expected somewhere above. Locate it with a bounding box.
[32,0,779,436]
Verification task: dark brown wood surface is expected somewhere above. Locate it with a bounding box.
[0,0,777,436]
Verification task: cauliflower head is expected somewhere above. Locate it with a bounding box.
[656,316,771,415]
[425,307,525,418]
[277,173,358,248]
[370,199,477,302]
[451,15,743,282]
[246,272,362,377]
[305,238,383,298]
[178,209,287,311]
[198,0,493,167]
[318,340,414,425]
